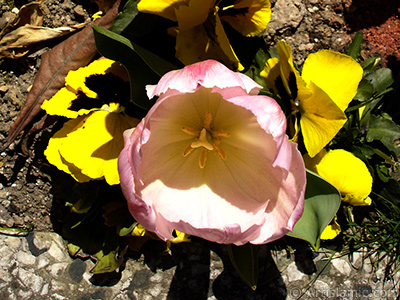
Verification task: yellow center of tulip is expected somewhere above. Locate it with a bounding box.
[182,111,230,169]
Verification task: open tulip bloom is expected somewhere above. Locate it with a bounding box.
[118,60,306,245]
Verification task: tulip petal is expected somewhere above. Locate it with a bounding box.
[301,50,363,111]
[146,59,261,99]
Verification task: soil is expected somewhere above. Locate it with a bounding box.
[0,0,399,233]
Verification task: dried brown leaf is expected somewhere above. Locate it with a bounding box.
[0,23,88,60]
[1,0,121,151]
[94,0,119,13]
[0,0,45,39]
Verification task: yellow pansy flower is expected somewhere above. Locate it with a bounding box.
[137,0,271,70]
[304,149,373,206]
[44,103,140,185]
[42,58,140,185]
[261,41,363,157]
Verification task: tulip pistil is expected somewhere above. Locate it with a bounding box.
[182,111,230,168]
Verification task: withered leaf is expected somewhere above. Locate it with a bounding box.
[0,23,88,60]
[2,0,120,151]
[0,0,45,39]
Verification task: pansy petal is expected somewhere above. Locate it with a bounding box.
[175,14,242,71]
[146,59,261,99]
[59,110,139,185]
[300,81,347,157]
[136,0,186,21]
[301,50,363,111]
[65,58,115,98]
[44,116,92,182]
[276,41,311,101]
[320,215,341,240]
[304,149,373,206]
[41,87,95,118]
[175,0,215,30]
[219,0,271,37]
[260,57,280,94]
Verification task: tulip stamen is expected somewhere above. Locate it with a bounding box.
[182,126,200,136]
[181,111,230,168]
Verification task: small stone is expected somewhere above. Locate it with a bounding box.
[131,269,149,289]
[149,272,163,283]
[331,259,352,276]
[48,242,67,262]
[18,268,43,293]
[37,256,50,269]
[286,262,305,281]
[73,5,85,17]
[41,283,49,296]
[0,203,14,227]
[0,85,8,93]
[148,285,162,297]
[16,251,36,266]
[47,262,68,278]
[68,259,86,283]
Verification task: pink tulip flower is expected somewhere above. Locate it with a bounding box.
[118,60,306,245]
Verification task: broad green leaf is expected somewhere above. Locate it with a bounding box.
[244,47,269,89]
[287,170,341,250]
[367,115,400,157]
[365,68,394,94]
[93,26,177,110]
[346,31,364,60]
[228,243,258,290]
[109,0,138,34]
[354,78,374,101]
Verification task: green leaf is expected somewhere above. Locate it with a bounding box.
[287,170,341,250]
[244,47,269,89]
[91,229,123,274]
[91,248,121,274]
[354,78,374,101]
[346,31,364,60]
[361,57,379,73]
[109,0,138,34]
[228,243,258,290]
[93,26,178,110]
[365,68,394,94]
[367,114,400,157]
